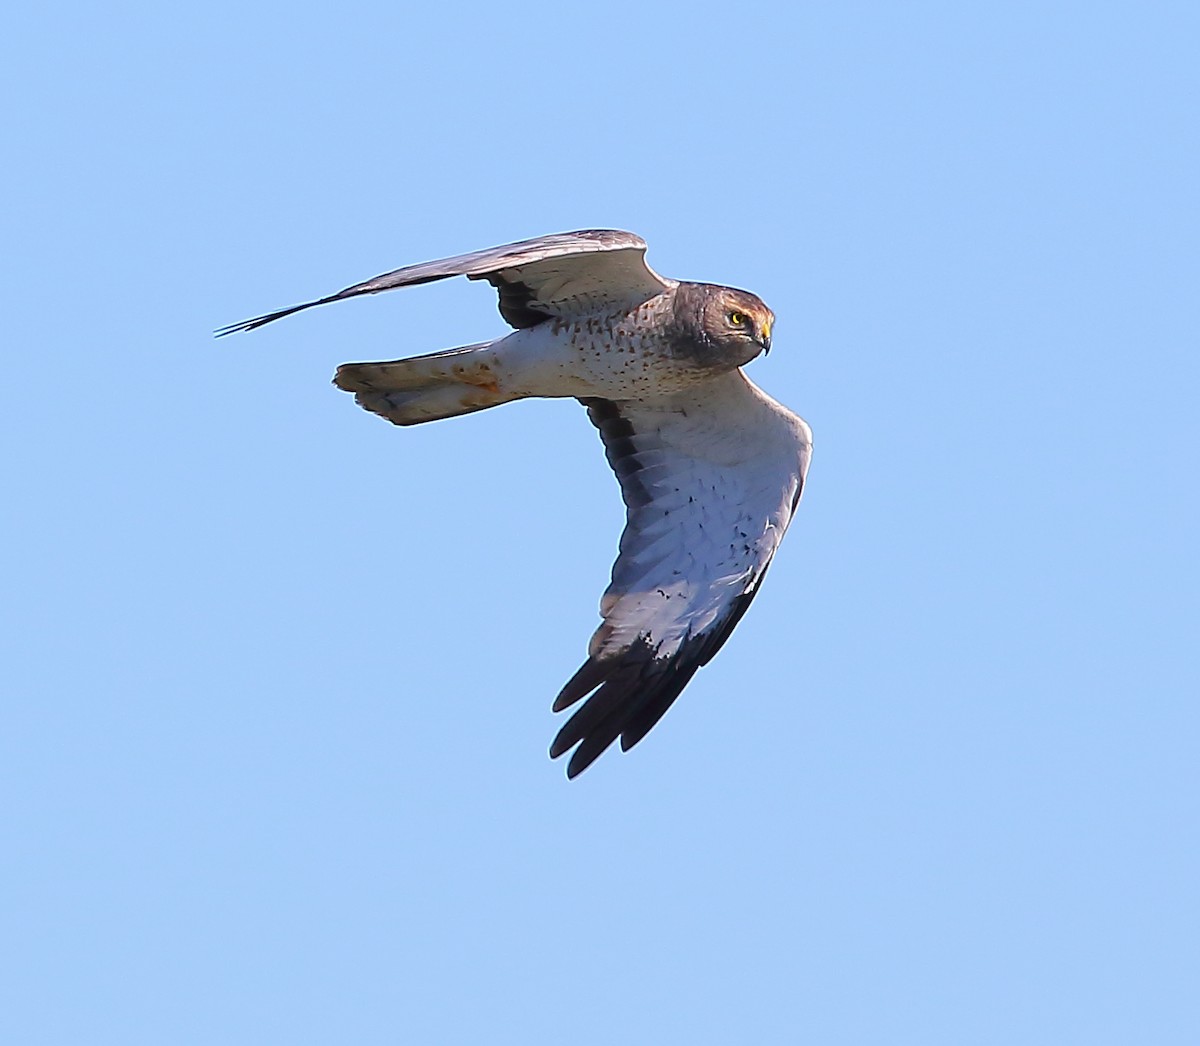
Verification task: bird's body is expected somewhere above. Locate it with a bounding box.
[219,230,812,777]
[335,283,777,423]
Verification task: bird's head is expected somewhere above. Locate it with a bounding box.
[672,283,775,370]
[712,286,774,357]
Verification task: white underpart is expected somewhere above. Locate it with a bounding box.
[459,296,718,402]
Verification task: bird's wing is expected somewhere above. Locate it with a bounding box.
[215,229,671,335]
[552,372,813,777]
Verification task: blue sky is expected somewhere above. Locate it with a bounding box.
[3,2,1197,1043]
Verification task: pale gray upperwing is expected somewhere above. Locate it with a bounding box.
[216,229,671,335]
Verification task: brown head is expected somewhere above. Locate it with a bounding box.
[667,282,775,371]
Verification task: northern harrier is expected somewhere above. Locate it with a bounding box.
[218,230,813,777]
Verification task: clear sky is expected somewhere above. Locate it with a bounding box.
[3,2,1197,1043]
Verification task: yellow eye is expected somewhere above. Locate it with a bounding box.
[728,311,745,326]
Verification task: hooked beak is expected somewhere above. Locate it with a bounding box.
[759,320,772,355]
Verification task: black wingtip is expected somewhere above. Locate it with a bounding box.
[566,745,605,779]
[552,657,611,712]
[548,638,704,778]
[548,732,574,761]
[213,301,322,338]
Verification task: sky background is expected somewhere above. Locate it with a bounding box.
[3,2,1197,1043]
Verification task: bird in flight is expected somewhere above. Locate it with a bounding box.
[218,230,813,777]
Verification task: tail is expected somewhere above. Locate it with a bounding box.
[332,341,520,426]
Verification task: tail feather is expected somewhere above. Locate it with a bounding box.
[333,341,519,426]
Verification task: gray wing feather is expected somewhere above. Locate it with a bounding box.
[216,229,669,336]
[551,373,813,777]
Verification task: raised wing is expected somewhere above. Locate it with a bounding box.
[215,229,671,336]
[551,373,813,777]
